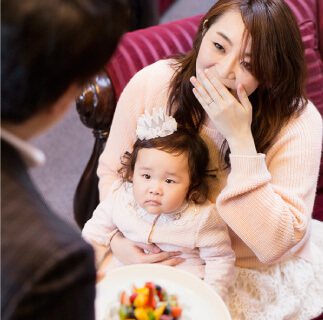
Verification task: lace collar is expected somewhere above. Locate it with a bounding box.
[121,181,199,226]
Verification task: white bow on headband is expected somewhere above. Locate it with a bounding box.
[136,108,177,140]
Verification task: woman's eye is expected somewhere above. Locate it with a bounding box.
[165,179,175,184]
[241,61,251,71]
[142,174,150,179]
[213,42,225,51]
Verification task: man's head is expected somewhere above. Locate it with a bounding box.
[1,0,129,123]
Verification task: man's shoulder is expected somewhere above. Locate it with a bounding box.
[1,171,95,319]
[1,156,94,307]
[1,172,91,262]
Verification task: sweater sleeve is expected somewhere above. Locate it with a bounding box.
[82,184,119,266]
[216,102,323,264]
[97,60,173,201]
[195,204,236,299]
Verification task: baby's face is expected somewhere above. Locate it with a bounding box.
[132,148,190,215]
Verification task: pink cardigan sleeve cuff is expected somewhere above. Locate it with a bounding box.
[227,154,271,186]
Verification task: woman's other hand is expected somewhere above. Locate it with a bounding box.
[110,232,185,266]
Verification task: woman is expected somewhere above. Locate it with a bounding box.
[96,0,323,318]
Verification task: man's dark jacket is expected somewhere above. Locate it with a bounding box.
[1,139,96,320]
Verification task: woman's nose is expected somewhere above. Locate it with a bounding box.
[216,55,236,80]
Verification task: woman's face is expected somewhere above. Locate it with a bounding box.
[196,9,258,99]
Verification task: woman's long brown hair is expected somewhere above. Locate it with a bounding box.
[168,0,307,168]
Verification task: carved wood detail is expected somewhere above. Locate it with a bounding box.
[74,70,117,229]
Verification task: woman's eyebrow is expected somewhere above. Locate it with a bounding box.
[216,31,232,45]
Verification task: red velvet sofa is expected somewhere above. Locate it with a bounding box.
[75,0,323,230]
[159,0,176,15]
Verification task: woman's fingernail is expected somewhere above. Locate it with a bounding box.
[204,68,209,74]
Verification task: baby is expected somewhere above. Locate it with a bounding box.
[82,108,235,298]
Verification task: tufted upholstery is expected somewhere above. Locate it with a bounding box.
[105,0,323,222]
[319,0,323,57]
[159,0,176,15]
[106,14,202,99]
[284,0,323,110]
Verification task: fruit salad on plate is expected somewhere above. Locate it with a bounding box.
[108,281,183,320]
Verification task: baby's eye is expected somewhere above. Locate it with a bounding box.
[142,174,150,179]
[165,179,175,184]
[213,42,225,52]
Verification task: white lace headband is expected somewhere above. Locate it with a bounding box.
[136,108,177,140]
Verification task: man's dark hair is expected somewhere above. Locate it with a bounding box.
[1,0,129,122]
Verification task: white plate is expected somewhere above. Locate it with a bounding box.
[95,264,232,320]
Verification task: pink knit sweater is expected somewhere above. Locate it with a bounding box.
[97,59,323,268]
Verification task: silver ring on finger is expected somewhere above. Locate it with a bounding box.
[207,100,214,106]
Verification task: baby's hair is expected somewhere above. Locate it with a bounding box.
[118,127,210,203]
